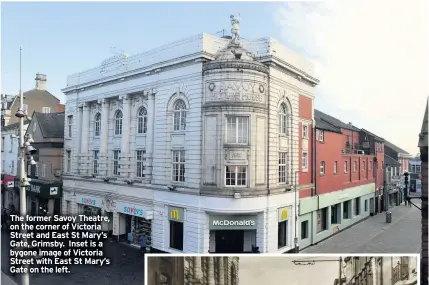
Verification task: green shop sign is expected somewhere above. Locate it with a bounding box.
[209,215,258,230]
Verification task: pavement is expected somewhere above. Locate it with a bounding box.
[1,231,145,285]
[302,201,422,253]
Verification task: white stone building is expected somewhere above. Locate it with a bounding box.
[61,17,318,253]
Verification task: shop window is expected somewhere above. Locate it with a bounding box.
[365,200,368,212]
[93,150,99,174]
[136,150,146,178]
[277,220,288,249]
[343,200,351,219]
[226,116,249,144]
[355,197,361,216]
[331,203,340,224]
[169,221,183,251]
[278,152,288,183]
[113,150,121,176]
[317,207,328,233]
[301,221,308,239]
[225,166,247,187]
[173,100,187,131]
[94,113,101,137]
[137,107,148,134]
[172,150,185,182]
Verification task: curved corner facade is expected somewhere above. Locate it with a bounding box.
[61,32,318,253]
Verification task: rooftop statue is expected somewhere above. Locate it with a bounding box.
[230,14,241,45]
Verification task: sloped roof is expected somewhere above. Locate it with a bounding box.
[35,112,64,138]
[314,116,341,133]
[360,128,384,142]
[314,109,360,131]
[23,89,60,102]
[1,119,30,132]
[384,154,401,167]
[418,98,428,148]
[383,140,409,154]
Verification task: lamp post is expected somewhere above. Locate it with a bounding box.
[293,171,300,253]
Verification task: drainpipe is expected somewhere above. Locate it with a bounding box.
[313,126,317,196]
[294,171,300,253]
[265,75,271,253]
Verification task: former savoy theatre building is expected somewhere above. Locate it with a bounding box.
[61,17,318,253]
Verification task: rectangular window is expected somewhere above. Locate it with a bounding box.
[277,220,288,248]
[365,200,368,211]
[353,161,357,172]
[320,161,325,175]
[42,107,51,113]
[302,152,308,169]
[319,130,324,142]
[41,164,46,177]
[302,124,308,139]
[226,116,249,144]
[278,152,288,183]
[136,150,146,178]
[225,165,247,187]
[169,221,183,251]
[317,207,328,233]
[416,165,421,173]
[343,200,351,219]
[66,150,71,173]
[67,115,73,137]
[93,150,99,174]
[334,161,338,174]
[113,150,121,176]
[344,161,348,173]
[331,203,340,224]
[355,197,361,216]
[172,150,185,182]
[301,220,308,239]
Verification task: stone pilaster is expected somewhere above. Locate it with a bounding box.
[99,99,110,176]
[218,257,224,285]
[79,102,91,175]
[144,90,156,183]
[119,94,132,178]
[75,105,83,175]
[208,257,215,285]
[193,256,202,285]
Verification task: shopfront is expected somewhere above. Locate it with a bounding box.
[2,175,16,210]
[75,194,103,216]
[116,201,152,249]
[208,214,258,253]
[14,179,62,216]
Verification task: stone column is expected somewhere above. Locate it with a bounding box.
[99,99,110,176]
[76,105,83,175]
[120,94,131,178]
[144,90,156,183]
[193,256,202,283]
[80,102,90,175]
[218,257,225,285]
[208,257,215,285]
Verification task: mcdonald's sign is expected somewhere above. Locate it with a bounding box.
[168,206,184,223]
[278,207,289,222]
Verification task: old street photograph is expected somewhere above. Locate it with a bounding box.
[146,255,419,285]
[1,1,428,285]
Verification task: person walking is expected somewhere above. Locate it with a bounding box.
[139,235,147,256]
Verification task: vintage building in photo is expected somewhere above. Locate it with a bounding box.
[61,16,318,253]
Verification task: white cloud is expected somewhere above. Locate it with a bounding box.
[274,0,429,154]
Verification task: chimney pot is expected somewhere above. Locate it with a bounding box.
[35,73,47,91]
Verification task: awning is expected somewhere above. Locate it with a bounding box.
[14,178,62,199]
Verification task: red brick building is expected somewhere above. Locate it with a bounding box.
[298,110,384,250]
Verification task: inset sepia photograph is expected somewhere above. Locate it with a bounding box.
[146,255,419,285]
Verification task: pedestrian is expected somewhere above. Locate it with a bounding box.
[1,209,7,229]
[139,235,147,256]
[406,195,412,208]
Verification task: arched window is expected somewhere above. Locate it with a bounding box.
[114,110,123,135]
[279,103,289,135]
[94,113,101,137]
[173,99,186,131]
[137,107,148,134]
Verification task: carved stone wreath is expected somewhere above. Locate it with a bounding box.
[208,82,216,92]
[259,85,265,93]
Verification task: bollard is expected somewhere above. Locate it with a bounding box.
[386,211,392,223]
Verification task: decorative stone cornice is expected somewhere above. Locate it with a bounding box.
[203,59,268,74]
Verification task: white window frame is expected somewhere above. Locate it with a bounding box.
[416,165,421,173]
[67,116,73,138]
[226,116,249,145]
[279,152,288,184]
[225,165,247,187]
[114,111,123,135]
[302,152,308,170]
[93,150,99,174]
[320,161,325,175]
[113,150,121,176]
[319,130,324,142]
[42,107,51,113]
[41,164,46,177]
[279,103,289,135]
[172,150,185,182]
[66,150,71,173]
[334,161,338,174]
[137,107,148,134]
[94,113,101,137]
[344,161,348,173]
[136,150,146,178]
[302,124,308,139]
[173,100,187,131]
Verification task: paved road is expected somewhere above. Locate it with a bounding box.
[1,231,145,285]
[302,201,422,253]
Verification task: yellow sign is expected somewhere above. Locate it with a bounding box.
[371,185,375,192]
[170,209,179,220]
[278,207,289,222]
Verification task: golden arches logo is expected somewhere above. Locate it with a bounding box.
[280,209,288,220]
[170,209,180,220]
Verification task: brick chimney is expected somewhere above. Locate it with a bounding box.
[35,73,47,90]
